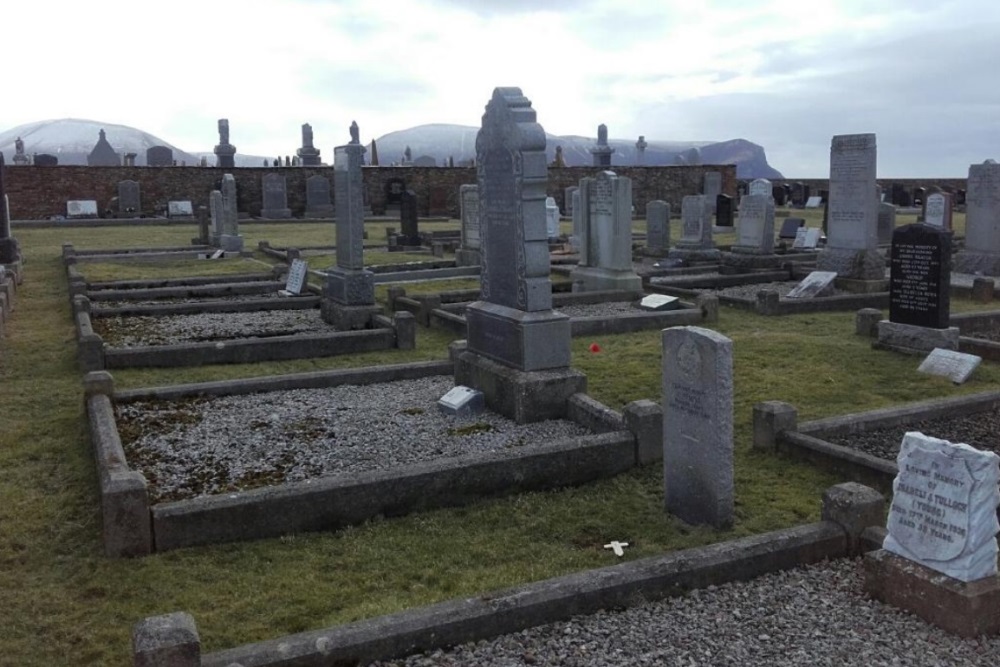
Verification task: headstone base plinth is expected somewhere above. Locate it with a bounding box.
[454,248,481,267]
[817,247,885,280]
[454,349,586,424]
[863,549,1000,638]
[666,246,722,264]
[219,235,243,253]
[722,249,783,271]
[320,301,380,330]
[465,301,571,372]
[873,320,959,355]
[570,266,643,293]
[304,205,334,219]
[322,268,375,307]
[260,208,292,220]
[954,251,1000,277]
[0,238,21,265]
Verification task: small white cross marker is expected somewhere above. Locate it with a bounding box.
[603,541,629,557]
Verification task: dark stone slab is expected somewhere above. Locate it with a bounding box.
[889,223,951,329]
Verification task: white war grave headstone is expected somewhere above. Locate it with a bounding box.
[281,258,309,296]
[662,326,734,528]
[884,432,999,582]
[917,348,982,384]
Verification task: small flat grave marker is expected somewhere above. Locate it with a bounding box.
[281,258,308,296]
[603,541,629,557]
[168,200,194,217]
[786,270,837,299]
[437,385,485,418]
[211,249,224,259]
[917,348,982,384]
[639,294,680,311]
[66,200,98,218]
[805,195,822,208]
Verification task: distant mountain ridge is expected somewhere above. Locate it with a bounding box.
[0,119,783,178]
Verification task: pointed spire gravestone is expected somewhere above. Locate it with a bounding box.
[321,122,380,330]
[455,88,585,424]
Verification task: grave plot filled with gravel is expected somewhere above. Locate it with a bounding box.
[92,307,328,347]
[94,293,307,308]
[369,558,1000,667]
[554,301,642,318]
[648,276,853,300]
[963,326,1000,343]
[117,376,590,503]
[825,407,1000,461]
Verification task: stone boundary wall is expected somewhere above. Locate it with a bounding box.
[3,164,738,220]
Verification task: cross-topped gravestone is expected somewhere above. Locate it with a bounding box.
[884,432,999,582]
[571,170,641,292]
[662,326,734,528]
[589,123,613,167]
[261,173,292,219]
[117,180,140,215]
[454,87,584,424]
[817,133,884,281]
[322,122,377,329]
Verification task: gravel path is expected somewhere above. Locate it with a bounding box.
[369,558,1000,666]
[825,407,1000,461]
[93,308,328,346]
[117,376,589,502]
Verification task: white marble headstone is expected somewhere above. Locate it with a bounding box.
[786,270,837,298]
[284,258,308,295]
[66,200,98,218]
[884,432,1000,582]
[545,196,560,238]
[168,200,194,217]
[917,348,982,384]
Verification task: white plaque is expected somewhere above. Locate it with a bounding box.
[640,294,679,311]
[66,200,98,218]
[805,195,822,208]
[168,200,194,217]
[284,259,308,295]
[917,348,982,384]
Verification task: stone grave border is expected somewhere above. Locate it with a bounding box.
[387,285,718,337]
[857,307,1000,362]
[129,482,887,666]
[84,359,664,557]
[62,242,233,263]
[14,215,451,230]
[753,389,1000,493]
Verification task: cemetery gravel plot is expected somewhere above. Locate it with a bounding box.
[825,408,1000,461]
[92,307,330,346]
[117,376,589,502]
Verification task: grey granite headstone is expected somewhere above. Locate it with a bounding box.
[398,190,420,246]
[954,161,1000,276]
[917,348,982,384]
[209,190,223,247]
[464,87,570,371]
[805,195,822,208]
[283,258,308,295]
[305,175,334,218]
[786,270,837,298]
[733,193,775,253]
[460,185,480,250]
[662,326,734,529]
[817,133,883,280]
[679,195,712,247]
[219,174,242,252]
[146,145,173,167]
[703,171,722,211]
[640,294,679,311]
[883,432,999,582]
[117,180,140,215]
[572,170,642,292]
[878,202,897,245]
[261,173,292,219]
[645,200,670,255]
[570,189,582,250]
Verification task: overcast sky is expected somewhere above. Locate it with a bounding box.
[4,0,998,177]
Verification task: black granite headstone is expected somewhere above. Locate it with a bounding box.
[791,182,805,207]
[146,145,173,167]
[384,178,406,209]
[771,185,787,206]
[715,194,734,226]
[912,187,926,207]
[889,223,951,329]
[34,153,58,166]
[778,217,805,239]
[955,189,967,206]
[398,189,420,246]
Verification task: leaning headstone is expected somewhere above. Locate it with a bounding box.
[877,202,896,245]
[454,87,583,424]
[817,133,884,282]
[282,258,309,296]
[219,174,243,252]
[545,196,560,239]
[304,175,334,218]
[397,190,421,246]
[805,195,822,208]
[923,191,953,230]
[640,294,679,311]
[117,180,140,216]
[662,326,734,529]
[792,228,808,249]
[321,122,377,330]
[645,200,670,256]
[883,432,1000,582]
[786,271,837,298]
[954,161,1000,275]
[917,348,982,384]
[456,184,481,266]
[876,223,958,354]
[571,170,642,292]
[437,386,485,418]
[66,200,98,219]
[260,173,292,219]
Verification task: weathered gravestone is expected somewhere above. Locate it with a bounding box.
[304,175,334,218]
[703,171,722,212]
[322,122,377,330]
[564,185,578,216]
[146,145,173,167]
[0,154,20,265]
[667,195,720,263]
[805,195,822,208]
[454,87,584,423]
[589,123,613,167]
[219,174,243,252]
[954,161,1000,276]
[817,133,884,283]
[877,202,897,245]
[297,122,322,167]
[876,223,958,354]
[570,189,582,251]
[117,180,140,215]
[778,217,804,239]
[662,326,734,529]
[917,348,982,385]
[209,190,223,247]
[792,227,821,250]
[786,270,837,298]
[260,173,292,219]
[397,190,421,246]
[383,178,405,214]
[282,258,309,296]
[455,184,481,266]
[883,432,1000,582]
[214,118,236,168]
[715,194,734,227]
[923,191,953,230]
[66,200,98,219]
[645,200,670,256]
[167,201,193,218]
[732,193,775,254]
[771,185,787,206]
[545,196,560,239]
[571,170,641,292]
[749,178,772,197]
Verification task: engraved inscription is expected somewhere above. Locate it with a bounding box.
[888,455,972,561]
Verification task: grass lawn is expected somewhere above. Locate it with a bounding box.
[1,221,995,665]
